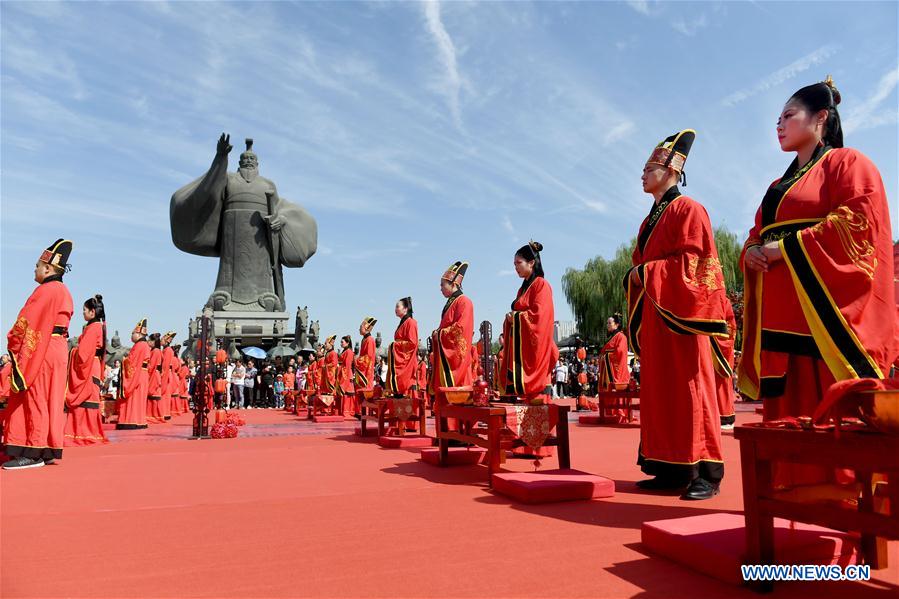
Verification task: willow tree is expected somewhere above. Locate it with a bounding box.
[562,226,744,343]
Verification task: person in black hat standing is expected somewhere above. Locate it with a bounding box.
[3,239,75,469]
[626,131,735,500]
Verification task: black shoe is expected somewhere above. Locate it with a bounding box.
[635,476,689,491]
[2,457,44,470]
[681,478,720,500]
[43,458,56,465]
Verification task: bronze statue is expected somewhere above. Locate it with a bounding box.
[170,134,317,312]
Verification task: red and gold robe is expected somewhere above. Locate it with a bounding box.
[738,146,897,488]
[502,276,559,401]
[492,348,505,394]
[385,316,419,397]
[430,291,474,409]
[161,346,176,418]
[146,348,165,423]
[715,302,737,426]
[598,330,629,391]
[354,334,376,391]
[118,341,150,429]
[179,363,190,413]
[417,359,429,399]
[64,320,108,446]
[322,350,338,395]
[3,275,73,460]
[626,187,730,483]
[306,359,319,395]
[338,348,356,416]
[0,362,11,401]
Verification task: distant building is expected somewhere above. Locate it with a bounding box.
[553,320,578,345]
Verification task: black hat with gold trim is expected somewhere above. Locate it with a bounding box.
[361,316,377,332]
[39,238,73,272]
[133,318,148,336]
[441,261,469,286]
[326,334,336,345]
[164,330,177,340]
[646,129,696,180]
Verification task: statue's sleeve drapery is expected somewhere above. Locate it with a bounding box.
[274,194,317,267]
[170,154,229,257]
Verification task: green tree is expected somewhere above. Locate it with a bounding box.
[562,226,744,343]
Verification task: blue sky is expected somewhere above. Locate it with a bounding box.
[2,0,897,350]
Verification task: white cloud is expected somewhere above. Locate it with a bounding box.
[671,13,709,37]
[604,121,635,145]
[843,68,899,134]
[422,0,466,129]
[501,214,514,234]
[626,1,654,16]
[497,269,516,277]
[721,45,839,107]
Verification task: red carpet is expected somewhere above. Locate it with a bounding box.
[2,408,896,598]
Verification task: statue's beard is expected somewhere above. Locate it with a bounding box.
[238,166,258,182]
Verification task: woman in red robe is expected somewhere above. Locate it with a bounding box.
[3,239,74,469]
[626,130,731,500]
[338,336,356,416]
[492,333,505,395]
[146,334,165,424]
[416,357,429,400]
[502,242,558,404]
[385,298,419,397]
[321,336,339,395]
[430,262,475,428]
[64,295,109,446]
[117,319,150,430]
[739,77,897,490]
[354,317,377,392]
[160,332,177,419]
[593,313,630,420]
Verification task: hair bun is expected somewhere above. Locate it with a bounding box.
[94,293,103,302]
[529,240,543,252]
[823,75,841,106]
[614,312,622,318]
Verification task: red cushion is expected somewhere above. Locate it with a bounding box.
[378,435,432,449]
[492,469,615,504]
[312,415,344,423]
[420,447,486,466]
[641,513,858,585]
[353,426,379,437]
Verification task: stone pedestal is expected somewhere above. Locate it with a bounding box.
[189,309,292,352]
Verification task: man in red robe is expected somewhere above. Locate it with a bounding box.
[430,262,475,429]
[626,130,731,500]
[337,336,356,416]
[118,318,150,429]
[3,239,75,469]
[354,317,377,392]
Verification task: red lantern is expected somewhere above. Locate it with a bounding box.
[215,349,228,364]
[576,347,586,361]
[214,379,228,394]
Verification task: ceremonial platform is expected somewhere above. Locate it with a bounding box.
[2,407,896,598]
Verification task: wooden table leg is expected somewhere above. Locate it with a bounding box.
[377,403,386,437]
[487,414,502,486]
[740,437,774,592]
[418,399,426,437]
[438,413,448,466]
[556,407,571,469]
[858,471,887,569]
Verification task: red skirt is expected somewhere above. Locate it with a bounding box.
[64,405,109,446]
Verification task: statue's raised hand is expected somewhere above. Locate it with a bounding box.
[216,133,233,156]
